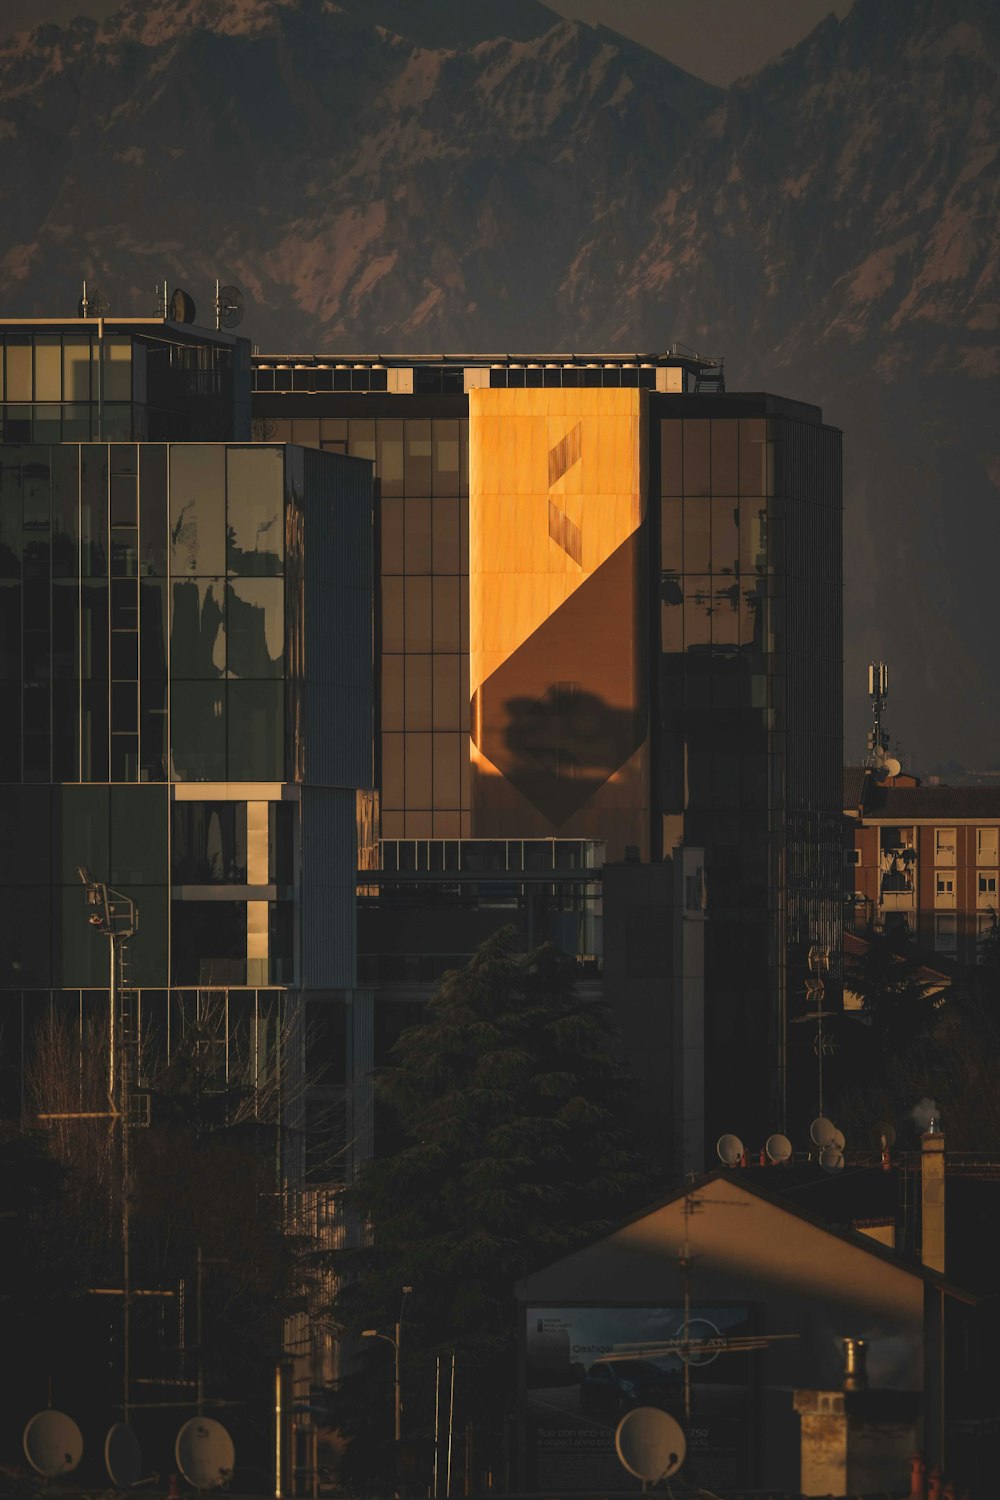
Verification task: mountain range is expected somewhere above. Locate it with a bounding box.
[0,0,997,769]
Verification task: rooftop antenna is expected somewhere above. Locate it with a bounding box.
[78,280,110,318]
[175,1417,235,1491]
[866,661,900,777]
[154,281,169,319]
[215,279,246,331]
[23,1411,84,1478]
[615,1407,686,1489]
[792,944,836,1119]
[169,287,198,324]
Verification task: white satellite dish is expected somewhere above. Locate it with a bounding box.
[810,1116,837,1148]
[175,1418,236,1490]
[105,1422,142,1489]
[884,757,901,778]
[820,1145,845,1174]
[765,1132,793,1163]
[23,1410,84,1477]
[831,1127,846,1151]
[716,1132,744,1166]
[615,1406,686,1483]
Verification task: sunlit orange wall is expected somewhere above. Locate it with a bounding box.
[468,388,649,857]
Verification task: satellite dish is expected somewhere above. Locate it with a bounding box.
[810,1116,837,1148]
[105,1423,142,1489]
[78,283,110,318]
[820,1145,845,1174]
[169,287,198,324]
[175,1418,235,1490]
[615,1407,686,1483]
[884,757,901,778]
[216,283,246,330]
[871,1121,897,1150]
[765,1132,793,1164]
[716,1132,744,1166]
[23,1410,84,1477]
[831,1127,846,1151]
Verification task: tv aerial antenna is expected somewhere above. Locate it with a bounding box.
[791,943,836,1118]
[215,279,246,331]
[78,280,110,318]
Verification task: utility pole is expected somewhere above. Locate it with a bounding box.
[362,1285,412,1497]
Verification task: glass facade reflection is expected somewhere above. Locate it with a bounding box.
[254,362,842,1153]
[254,411,469,838]
[0,321,251,442]
[1,429,375,1186]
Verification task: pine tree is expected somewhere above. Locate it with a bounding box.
[330,928,656,1487]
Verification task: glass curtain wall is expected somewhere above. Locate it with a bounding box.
[263,414,470,837]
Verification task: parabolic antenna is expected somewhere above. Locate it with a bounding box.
[831,1127,846,1151]
[169,287,198,325]
[23,1410,84,1477]
[884,757,901,778]
[820,1145,845,1174]
[716,1132,744,1166]
[615,1406,686,1483]
[765,1132,793,1164]
[871,1121,897,1150]
[175,1417,235,1490]
[810,1116,837,1148]
[105,1422,142,1489]
[216,284,246,330]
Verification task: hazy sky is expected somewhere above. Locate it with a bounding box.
[3,0,854,86]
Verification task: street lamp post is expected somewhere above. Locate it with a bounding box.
[362,1286,412,1474]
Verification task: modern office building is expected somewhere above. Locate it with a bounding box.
[252,352,843,1156]
[0,319,376,1207]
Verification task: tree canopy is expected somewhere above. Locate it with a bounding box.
[330,929,656,1487]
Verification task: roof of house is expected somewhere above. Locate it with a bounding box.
[843,765,869,812]
[517,1168,978,1304]
[864,785,1000,819]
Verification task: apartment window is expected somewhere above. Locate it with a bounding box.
[977,872,998,908]
[977,827,999,865]
[934,827,956,863]
[934,914,957,955]
[934,872,956,908]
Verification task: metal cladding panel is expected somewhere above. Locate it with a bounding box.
[468,388,649,858]
[301,446,374,791]
[299,784,358,989]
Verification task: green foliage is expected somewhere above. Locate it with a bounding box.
[842,927,941,1063]
[835,925,1000,1151]
[329,929,656,1481]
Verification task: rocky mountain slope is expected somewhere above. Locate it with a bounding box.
[0,0,997,766]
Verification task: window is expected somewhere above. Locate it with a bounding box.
[934,914,957,954]
[934,827,956,863]
[977,872,998,908]
[935,872,956,908]
[977,827,999,865]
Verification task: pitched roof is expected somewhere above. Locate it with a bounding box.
[843,765,869,812]
[518,1168,978,1303]
[864,784,1000,819]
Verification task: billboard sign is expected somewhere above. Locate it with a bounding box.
[522,1303,754,1491]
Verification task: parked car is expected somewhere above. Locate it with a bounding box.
[578,1358,682,1418]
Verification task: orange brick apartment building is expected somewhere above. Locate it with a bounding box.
[845,768,1000,965]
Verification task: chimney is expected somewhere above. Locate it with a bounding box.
[921,1126,945,1274]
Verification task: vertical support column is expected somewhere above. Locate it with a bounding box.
[672,845,706,1177]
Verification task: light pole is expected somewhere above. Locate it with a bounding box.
[362,1285,412,1449]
